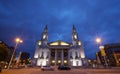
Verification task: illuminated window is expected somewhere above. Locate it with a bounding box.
[38,41,41,45]
[43,35,46,39]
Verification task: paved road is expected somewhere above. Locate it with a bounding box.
[1,68,120,74]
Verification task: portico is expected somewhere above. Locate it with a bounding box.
[49,40,70,66]
[33,25,87,67]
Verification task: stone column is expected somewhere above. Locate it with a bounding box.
[55,49,57,66]
[48,51,51,66]
[68,50,70,66]
[61,49,64,65]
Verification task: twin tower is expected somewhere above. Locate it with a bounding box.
[33,25,87,67]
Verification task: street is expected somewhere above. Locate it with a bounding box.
[1,68,120,74]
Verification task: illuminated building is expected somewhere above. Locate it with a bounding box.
[96,43,120,66]
[33,25,87,67]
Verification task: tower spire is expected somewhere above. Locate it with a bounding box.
[73,25,76,33]
[73,25,75,29]
[72,25,79,45]
[41,25,48,45]
[44,25,48,33]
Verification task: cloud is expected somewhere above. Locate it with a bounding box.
[0,0,120,58]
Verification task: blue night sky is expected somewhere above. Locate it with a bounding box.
[0,0,120,59]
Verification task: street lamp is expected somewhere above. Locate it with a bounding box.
[95,37,108,67]
[7,38,23,69]
[95,37,102,44]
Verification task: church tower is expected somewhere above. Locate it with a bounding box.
[72,25,79,46]
[72,25,85,58]
[34,25,50,66]
[68,25,85,66]
[41,25,48,45]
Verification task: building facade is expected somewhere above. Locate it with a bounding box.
[33,25,87,67]
[96,43,120,66]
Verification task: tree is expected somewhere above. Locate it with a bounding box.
[0,42,9,61]
[20,52,30,64]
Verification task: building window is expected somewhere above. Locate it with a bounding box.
[57,51,61,58]
[74,35,77,39]
[43,35,46,39]
[64,50,68,57]
[38,41,41,45]
[51,51,55,57]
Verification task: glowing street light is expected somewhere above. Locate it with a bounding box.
[96,38,102,44]
[16,38,23,43]
[7,38,23,69]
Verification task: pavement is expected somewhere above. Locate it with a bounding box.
[0,68,120,74]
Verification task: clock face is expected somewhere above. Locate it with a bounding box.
[43,35,46,39]
[74,35,77,39]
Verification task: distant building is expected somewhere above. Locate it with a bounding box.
[33,25,87,67]
[96,43,120,66]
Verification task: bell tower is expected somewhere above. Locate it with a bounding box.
[72,25,83,46]
[34,25,50,66]
[72,25,79,46]
[68,25,86,66]
[41,25,48,45]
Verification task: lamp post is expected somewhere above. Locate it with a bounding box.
[7,38,23,69]
[95,38,108,67]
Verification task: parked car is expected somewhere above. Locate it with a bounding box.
[58,66,71,70]
[41,66,54,71]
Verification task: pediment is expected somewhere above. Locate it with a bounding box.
[49,40,70,46]
[50,42,59,45]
